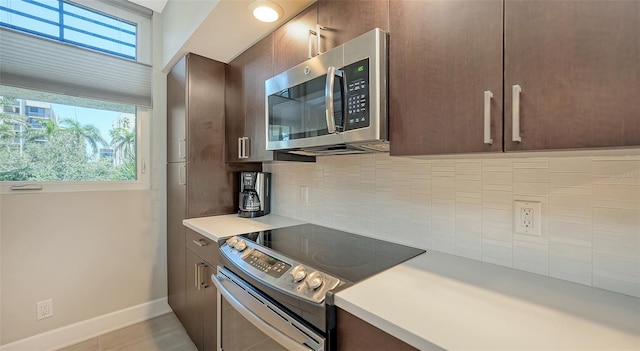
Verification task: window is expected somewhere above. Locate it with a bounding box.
[0,0,152,192]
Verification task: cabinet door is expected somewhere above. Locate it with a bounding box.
[185,250,205,351]
[273,3,318,75]
[388,0,503,156]
[244,34,274,162]
[202,263,218,351]
[317,0,389,52]
[167,56,186,163]
[336,308,418,350]
[186,55,237,217]
[167,163,187,323]
[504,1,640,151]
[225,53,246,163]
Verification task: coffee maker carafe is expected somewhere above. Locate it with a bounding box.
[239,172,271,218]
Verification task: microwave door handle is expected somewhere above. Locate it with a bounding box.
[325,66,341,134]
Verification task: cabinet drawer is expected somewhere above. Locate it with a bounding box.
[185,228,219,265]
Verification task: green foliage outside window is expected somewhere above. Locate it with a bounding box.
[0,97,137,182]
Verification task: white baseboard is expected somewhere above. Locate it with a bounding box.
[0,298,172,351]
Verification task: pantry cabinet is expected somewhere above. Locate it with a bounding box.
[390,0,639,156]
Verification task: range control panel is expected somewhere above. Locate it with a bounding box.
[242,249,291,278]
[344,58,370,130]
[220,235,342,304]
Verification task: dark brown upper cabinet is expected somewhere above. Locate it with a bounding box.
[389,0,639,156]
[504,0,640,151]
[225,34,274,163]
[273,4,318,75]
[389,0,504,156]
[272,0,388,74]
[317,0,389,52]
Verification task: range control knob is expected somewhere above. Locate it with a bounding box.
[305,271,323,290]
[235,239,247,252]
[290,265,307,282]
[226,236,239,248]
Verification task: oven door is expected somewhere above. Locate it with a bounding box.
[212,266,325,351]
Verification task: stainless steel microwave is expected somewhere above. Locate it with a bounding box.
[265,28,388,156]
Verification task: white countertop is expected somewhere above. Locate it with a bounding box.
[183,214,305,241]
[334,251,640,350]
[184,215,640,350]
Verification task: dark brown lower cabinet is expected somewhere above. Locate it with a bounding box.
[337,308,418,351]
[184,229,219,351]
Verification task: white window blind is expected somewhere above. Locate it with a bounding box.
[0,0,152,107]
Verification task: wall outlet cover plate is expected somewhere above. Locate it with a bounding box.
[514,200,542,236]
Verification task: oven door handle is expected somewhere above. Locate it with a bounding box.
[212,269,321,351]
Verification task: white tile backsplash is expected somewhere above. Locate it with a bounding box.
[264,153,640,298]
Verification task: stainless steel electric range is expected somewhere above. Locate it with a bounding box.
[211,223,425,351]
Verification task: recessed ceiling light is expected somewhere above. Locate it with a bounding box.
[249,0,283,23]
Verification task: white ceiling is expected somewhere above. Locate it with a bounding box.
[128,0,168,13]
[130,0,315,66]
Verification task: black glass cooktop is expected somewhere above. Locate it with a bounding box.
[234,224,425,283]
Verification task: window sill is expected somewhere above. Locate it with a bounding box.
[1,180,150,194]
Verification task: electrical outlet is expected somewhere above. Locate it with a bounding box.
[514,200,541,236]
[36,299,54,320]
[521,208,534,228]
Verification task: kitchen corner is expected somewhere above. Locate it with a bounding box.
[184,214,640,350]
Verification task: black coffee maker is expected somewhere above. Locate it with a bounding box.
[238,172,271,218]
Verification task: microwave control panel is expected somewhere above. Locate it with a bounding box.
[345,58,370,130]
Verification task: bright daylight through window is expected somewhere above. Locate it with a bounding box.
[0,0,152,186]
[0,86,137,181]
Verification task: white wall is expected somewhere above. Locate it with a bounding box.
[264,152,640,298]
[0,12,168,346]
[161,0,218,70]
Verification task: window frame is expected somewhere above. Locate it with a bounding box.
[0,0,153,194]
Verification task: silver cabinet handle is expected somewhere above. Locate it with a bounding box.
[243,137,250,159]
[316,24,325,55]
[192,239,208,247]
[307,25,326,58]
[194,263,200,289]
[238,137,249,159]
[307,29,316,59]
[195,263,208,290]
[200,264,208,289]
[512,85,522,142]
[484,90,493,145]
[178,164,186,185]
[178,138,186,159]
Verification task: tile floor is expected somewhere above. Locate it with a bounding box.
[58,313,197,351]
